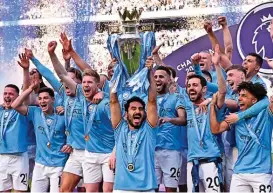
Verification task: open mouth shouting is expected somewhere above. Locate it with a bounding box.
[133,114,142,125]
[40,103,48,111]
[4,98,12,106]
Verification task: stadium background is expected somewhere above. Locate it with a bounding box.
[0,0,271,97]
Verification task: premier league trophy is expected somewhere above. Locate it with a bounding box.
[107,7,155,93]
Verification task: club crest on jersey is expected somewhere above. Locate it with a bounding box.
[89,105,93,112]
[123,92,130,100]
[237,2,273,73]
[46,119,52,125]
[4,111,9,118]
[68,99,74,105]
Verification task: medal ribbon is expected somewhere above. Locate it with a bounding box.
[191,103,207,146]
[127,129,141,165]
[0,109,15,141]
[83,99,97,137]
[64,97,77,133]
[41,111,58,145]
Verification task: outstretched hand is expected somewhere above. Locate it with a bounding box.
[24,48,34,59]
[17,53,30,69]
[60,32,73,53]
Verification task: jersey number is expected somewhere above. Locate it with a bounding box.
[170,167,180,178]
[259,185,271,193]
[20,173,28,186]
[206,177,219,190]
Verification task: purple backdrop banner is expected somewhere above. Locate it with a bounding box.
[163,2,273,87]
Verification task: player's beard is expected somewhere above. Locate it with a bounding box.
[157,83,168,95]
[190,92,202,102]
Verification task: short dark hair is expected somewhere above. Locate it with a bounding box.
[155,66,171,77]
[201,70,212,82]
[166,66,176,79]
[67,67,82,81]
[82,69,100,83]
[38,87,55,98]
[5,84,20,94]
[237,82,267,101]
[247,53,263,67]
[225,65,247,76]
[124,96,145,112]
[187,74,207,87]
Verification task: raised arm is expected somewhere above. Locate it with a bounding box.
[212,45,226,108]
[11,81,39,115]
[152,44,165,66]
[110,89,122,129]
[218,16,233,61]
[48,41,77,94]
[204,22,225,54]
[146,56,158,127]
[210,93,229,134]
[62,49,71,70]
[60,32,92,71]
[18,53,31,92]
[25,48,61,92]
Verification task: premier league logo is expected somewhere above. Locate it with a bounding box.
[237,2,273,73]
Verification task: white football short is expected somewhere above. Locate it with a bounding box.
[31,162,63,192]
[63,149,84,177]
[230,173,272,192]
[187,161,222,192]
[155,149,182,188]
[178,149,188,185]
[83,151,114,184]
[0,152,29,191]
[63,149,85,187]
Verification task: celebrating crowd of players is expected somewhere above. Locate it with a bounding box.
[1,16,273,193]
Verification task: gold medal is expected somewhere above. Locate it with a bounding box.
[47,142,51,148]
[127,163,134,172]
[84,135,90,141]
[65,130,70,136]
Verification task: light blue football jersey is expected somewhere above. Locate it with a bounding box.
[114,119,157,191]
[156,93,185,150]
[83,96,115,154]
[250,74,266,89]
[59,84,85,149]
[0,107,28,153]
[27,106,68,167]
[232,107,273,174]
[184,103,225,161]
